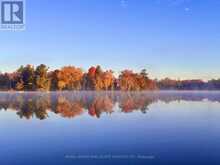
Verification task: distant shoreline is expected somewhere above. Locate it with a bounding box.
[1,64,220,91]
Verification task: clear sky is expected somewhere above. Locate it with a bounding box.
[0,0,220,80]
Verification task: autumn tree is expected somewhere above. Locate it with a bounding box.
[85,66,97,90]
[51,66,83,90]
[83,66,98,90]
[102,70,114,90]
[14,66,24,90]
[84,66,114,90]
[15,65,35,90]
[34,64,50,91]
[137,69,149,90]
[50,70,62,90]
[119,69,157,91]
[137,69,157,90]
[94,65,104,90]
[119,70,139,91]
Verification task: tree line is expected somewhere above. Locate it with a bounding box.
[0,64,156,91]
[0,64,220,91]
[157,78,220,90]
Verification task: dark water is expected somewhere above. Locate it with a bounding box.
[0,91,220,165]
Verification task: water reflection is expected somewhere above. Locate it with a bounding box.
[1,91,220,120]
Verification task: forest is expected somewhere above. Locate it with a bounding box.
[0,64,220,91]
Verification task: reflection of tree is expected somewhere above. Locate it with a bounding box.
[88,95,114,118]
[16,94,50,120]
[17,98,35,119]
[119,95,136,113]
[55,96,83,118]
[34,95,50,120]
[0,92,220,120]
[119,93,154,113]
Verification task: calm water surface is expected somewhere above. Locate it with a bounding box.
[0,91,220,165]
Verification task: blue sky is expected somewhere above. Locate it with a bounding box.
[0,0,220,80]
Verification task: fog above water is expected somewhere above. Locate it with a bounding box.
[0,91,220,120]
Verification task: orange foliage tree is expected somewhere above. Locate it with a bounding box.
[52,66,83,90]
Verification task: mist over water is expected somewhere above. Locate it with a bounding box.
[1,91,220,164]
[1,91,220,120]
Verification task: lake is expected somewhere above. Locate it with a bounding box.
[0,91,220,165]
